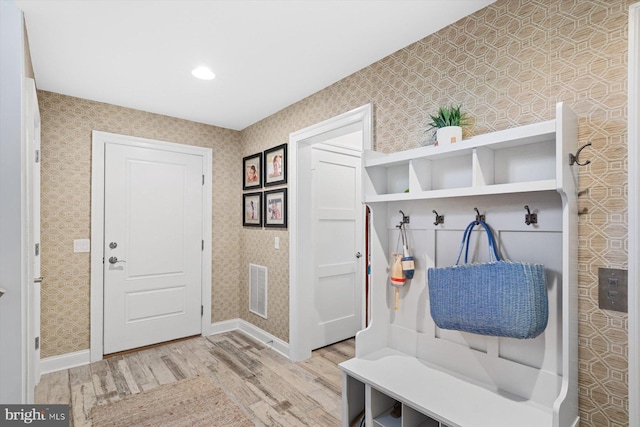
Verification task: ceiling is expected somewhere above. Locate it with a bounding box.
[17,0,494,130]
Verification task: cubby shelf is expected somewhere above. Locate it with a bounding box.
[341,103,579,427]
[363,119,559,203]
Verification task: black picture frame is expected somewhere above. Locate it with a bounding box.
[263,143,287,187]
[243,153,262,190]
[243,192,262,227]
[264,188,287,228]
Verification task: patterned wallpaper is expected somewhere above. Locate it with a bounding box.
[38,91,242,357]
[239,1,630,425]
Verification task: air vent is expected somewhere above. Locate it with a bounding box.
[249,264,267,319]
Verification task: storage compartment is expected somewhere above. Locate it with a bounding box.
[366,163,410,196]
[369,385,447,427]
[428,154,473,191]
[343,375,365,427]
[492,140,555,184]
[371,387,400,427]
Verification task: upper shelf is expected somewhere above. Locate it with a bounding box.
[362,109,576,203]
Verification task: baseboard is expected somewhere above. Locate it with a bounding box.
[40,349,91,375]
[210,318,290,359]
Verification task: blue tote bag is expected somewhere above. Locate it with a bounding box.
[427,220,548,339]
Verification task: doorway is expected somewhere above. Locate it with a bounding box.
[90,132,212,361]
[289,104,372,362]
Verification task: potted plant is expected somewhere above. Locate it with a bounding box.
[426,104,469,145]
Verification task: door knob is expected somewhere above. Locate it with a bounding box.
[355,252,362,258]
[108,256,126,264]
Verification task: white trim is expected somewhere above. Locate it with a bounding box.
[39,350,91,375]
[90,131,212,362]
[629,3,640,426]
[288,104,373,362]
[210,319,290,359]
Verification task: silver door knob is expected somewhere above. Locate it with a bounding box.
[108,256,126,264]
[355,252,362,258]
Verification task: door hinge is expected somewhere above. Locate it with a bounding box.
[201,305,204,316]
[35,337,40,350]
[35,150,40,163]
[202,175,205,185]
[202,240,204,251]
[35,243,39,256]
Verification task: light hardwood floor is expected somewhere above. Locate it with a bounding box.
[35,331,355,427]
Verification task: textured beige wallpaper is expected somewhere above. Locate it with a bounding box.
[39,91,242,357]
[240,1,630,425]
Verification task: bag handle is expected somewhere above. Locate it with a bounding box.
[455,220,500,265]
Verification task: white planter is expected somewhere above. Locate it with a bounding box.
[437,126,462,145]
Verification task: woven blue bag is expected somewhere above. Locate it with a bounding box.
[427,220,548,339]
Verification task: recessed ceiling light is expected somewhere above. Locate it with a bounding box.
[192,66,215,80]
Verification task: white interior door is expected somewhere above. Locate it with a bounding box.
[103,143,203,354]
[25,78,41,394]
[310,146,363,349]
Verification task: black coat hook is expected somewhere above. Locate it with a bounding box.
[432,210,444,226]
[399,210,410,225]
[474,207,485,222]
[569,141,592,166]
[524,205,538,225]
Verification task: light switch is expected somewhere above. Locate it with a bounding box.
[274,237,280,250]
[598,268,627,312]
[73,239,90,253]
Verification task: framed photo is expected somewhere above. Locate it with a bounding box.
[243,153,262,190]
[263,143,287,187]
[243,192,262,227]
[264,188,287,228]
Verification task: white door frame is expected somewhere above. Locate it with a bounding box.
[629,3,639,425]
[289,104,372,362]
[90,131,212,362]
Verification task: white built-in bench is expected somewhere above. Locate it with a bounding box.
[340,103,579,427]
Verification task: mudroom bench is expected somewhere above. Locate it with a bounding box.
[341,347,552,427]
[340,103,580,427]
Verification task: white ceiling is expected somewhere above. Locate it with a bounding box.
[17,0,494,130]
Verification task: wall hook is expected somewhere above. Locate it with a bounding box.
[432,210,444,226]
[474,207,485,223]
[569,141,592,166]
[399,210,410,226]
[524,205,538,225]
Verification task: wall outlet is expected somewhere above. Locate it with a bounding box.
[73,239,90,253]
[598,268,627,312]
[274,236,280,250]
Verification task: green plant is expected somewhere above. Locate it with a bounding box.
[426,104,470,131]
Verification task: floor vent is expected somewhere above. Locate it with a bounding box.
[249,264,267,319]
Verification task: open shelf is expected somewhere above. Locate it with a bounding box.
[364,120,558,202]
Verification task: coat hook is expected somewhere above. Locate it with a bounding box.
[399,210,410,225]
[474,207,485,223]
[432,210,444,226]
[569,141,592,166]
[524,205,538,225]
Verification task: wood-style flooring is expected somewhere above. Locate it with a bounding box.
[35,331,354,427]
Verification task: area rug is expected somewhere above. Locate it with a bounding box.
[91,375,254,427]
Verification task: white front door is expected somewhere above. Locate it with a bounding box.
[310,147,363,349]
[103,143,203,354]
